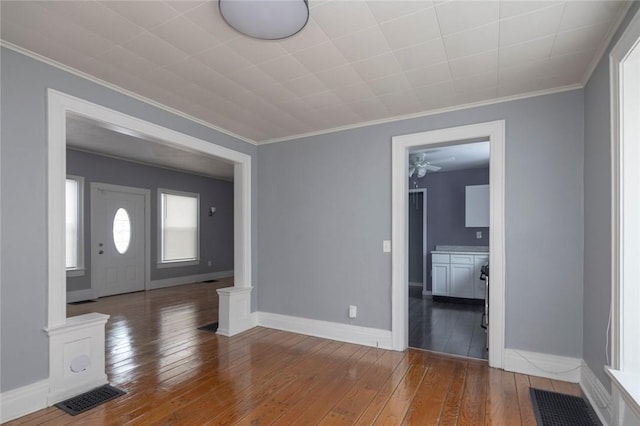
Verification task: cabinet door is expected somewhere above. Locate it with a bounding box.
[432,263,449,296]
[450,263,475,298]
[473,255,489,299]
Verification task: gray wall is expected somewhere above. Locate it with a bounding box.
[411,167,490,289]
[66,149,234,292]
[583,2,640,392]
[0,47,257,393]
[258,89,584,358]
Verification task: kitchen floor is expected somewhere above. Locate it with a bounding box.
[408,286,488,360]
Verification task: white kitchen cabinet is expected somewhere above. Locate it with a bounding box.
[431,249,488,300]
[465,184,489,227]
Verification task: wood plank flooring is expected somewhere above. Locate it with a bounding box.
[8,279,582,425]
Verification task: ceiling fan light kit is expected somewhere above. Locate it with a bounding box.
[219,0,309,40]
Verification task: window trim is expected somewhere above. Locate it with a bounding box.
[157,188,200,267]
[66,175,85,277]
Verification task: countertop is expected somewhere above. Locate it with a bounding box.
[432,245,489,253]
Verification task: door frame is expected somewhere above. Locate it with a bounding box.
[47,89,252,326]
[408,188,428,296]
[90,182,151,297]
[391,120,505,369]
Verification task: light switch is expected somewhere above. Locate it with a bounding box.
[476,231,482,239]
[383,240,391,252]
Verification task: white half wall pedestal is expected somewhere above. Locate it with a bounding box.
[45,312,110,405]
[216,287,254,336]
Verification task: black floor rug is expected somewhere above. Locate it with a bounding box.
[203,279,218,283]
[55,384,125,416]
[198,321,219,332]
[530,388,601,426]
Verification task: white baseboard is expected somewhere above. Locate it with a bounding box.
[66,288,97,303]
[150,270,233,290]
[0,379,49,423]
[581,362,612,425]
[256,312,393,350]
[504,349,582,383]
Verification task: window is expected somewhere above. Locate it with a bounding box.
[65,176,84,276]
[159,189,199,266]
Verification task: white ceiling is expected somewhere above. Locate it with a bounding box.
[411,140,490,172]
[67,116,235,180]
[0,1,630,144]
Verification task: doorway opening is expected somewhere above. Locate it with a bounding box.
[407,142,490,360]
[391,120,505,369]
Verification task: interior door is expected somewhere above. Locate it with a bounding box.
[91,184,146,297]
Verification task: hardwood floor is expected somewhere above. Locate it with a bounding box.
[8,279,582,425]
[409,286,487,360]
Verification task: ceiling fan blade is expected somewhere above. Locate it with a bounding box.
[424,164,441,171]
[428,156,456,165]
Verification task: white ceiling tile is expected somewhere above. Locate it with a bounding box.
[347,97,389,120]
[351,52,404,82]
[546,49,596,78]
[258,55,310,82]
[499,4,565,47]
[300,90,343,110]
[379,7,441,50]
[366,1,433,23]
[334,82,377,103]
[413,81,456,105]
[182,2,238,43]
[225,36,290,65]
[163,57,221,90]
[558,1,623,32]
[443,23,499,60]
[164,1,206,14]
[455,85,498,104]
[449,50,498,79]
[453,70,498,93]
[293,41,348,72]
[194,43,254,77]
[499,1,563,20]
[311,1,378,39]
[152,16,219,56]
[315,65,363,89]
[0,2,60,35]
[498,59,550,87]
[279,19,331,54]
[378,90,421,116]
[498,36,554,68]
[144,67,191,90]
[435,1,500,36]
[102,1,179,30]
[281,74,328,97]
[122,33,189,68]
[404,62,452,87]
[38,1,146,45]
[96,46,160,79]
[45,21,116,59]
[224,66,279,94]
[498,79,547,97]
[394,38,448,70]
[551,22,611,57]
[332,26,392,62]
[368,73,412,96]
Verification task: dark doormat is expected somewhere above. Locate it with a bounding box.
[198,322,219,332]
[55,384,125,416]
[203,279,218,283]
[530,388,601,426]
[68,300,97,305]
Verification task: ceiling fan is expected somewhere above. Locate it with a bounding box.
[408,153,455,178]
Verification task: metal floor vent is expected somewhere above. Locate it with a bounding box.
[203,279,218,283]
[198,321,219,333]
[530,388,601,426]
[68,300,97,305]
[55,384,125,416]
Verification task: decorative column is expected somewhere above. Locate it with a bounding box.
[216,287,254,336]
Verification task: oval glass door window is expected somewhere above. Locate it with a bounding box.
[113,208,131,254]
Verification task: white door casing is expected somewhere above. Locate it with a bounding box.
[391,120,505,369]
[91,183,148,297]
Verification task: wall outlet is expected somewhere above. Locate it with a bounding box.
[349,305,357,318]
[476,231,482,239]
[207,260,212,267]
[383,240,391,253]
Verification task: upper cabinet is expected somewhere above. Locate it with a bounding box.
[465,184,489,227]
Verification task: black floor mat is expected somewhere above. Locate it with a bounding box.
[55,384,125,416]
[203,279,218,283]
[198,321,219,332]
[530,388,601,426]
[68,300,97,305]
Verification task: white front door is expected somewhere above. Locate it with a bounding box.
[91,183,147,297]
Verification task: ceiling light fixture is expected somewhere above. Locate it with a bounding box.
[219,0,309,40]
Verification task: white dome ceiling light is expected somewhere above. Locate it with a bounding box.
[219,0,309,41]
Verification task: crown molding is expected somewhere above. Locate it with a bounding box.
[580,1,635,87]
[258,84,583,145]
[0,40,258,146]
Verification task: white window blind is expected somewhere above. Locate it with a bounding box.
[161,192,199,262]
[65,178,79,269]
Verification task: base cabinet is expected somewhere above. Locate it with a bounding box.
[432,251,488,300]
